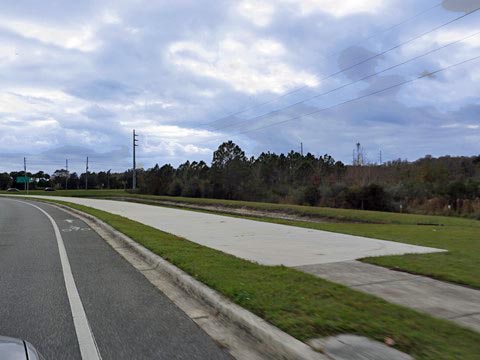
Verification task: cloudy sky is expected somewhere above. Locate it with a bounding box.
[0,0,479,174]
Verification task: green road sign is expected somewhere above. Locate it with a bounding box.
[16,176,31,183]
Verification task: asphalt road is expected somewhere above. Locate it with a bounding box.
[0,197,232,360]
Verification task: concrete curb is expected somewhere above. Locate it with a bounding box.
[52,202,328,360]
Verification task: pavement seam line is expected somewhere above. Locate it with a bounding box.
[350,277,421,287]
[14,200,102,360]
[449,312,480,319]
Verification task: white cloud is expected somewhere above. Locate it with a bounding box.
[400,28,480,68]
[282,0,384,17]
[433,30,480,48]
[142,124,216,140]
[473,69,480,82]
[13,88,77,102]
[139,125,216,157]
[102,11,122,25]
[0,18,100,52]
[254,39,285,56]
[237,0,276,27]
[167,34,318,94]
[0,92,49,113]
[440,123,461,128]
[236,0,385,26]
[125,27,140,35]
[30,117,59,128]
[0,42,18,64]
[0,87,87,114]
[144,140,212,157]
[441,123,480,130]
[0,115,62,153]
[133,99,176,109]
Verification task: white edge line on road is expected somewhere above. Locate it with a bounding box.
[15,200,102,360]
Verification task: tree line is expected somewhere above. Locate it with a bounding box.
[2,141,480,217]
[0,169,131,191]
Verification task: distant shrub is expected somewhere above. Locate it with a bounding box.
[303,186,321,206]
[182,182,202,198]
[342,184,391,211]
[168,180,182,196]
[424,197,446,215]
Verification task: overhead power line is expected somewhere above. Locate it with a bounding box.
[231,54,480,137]
[202,2,443,127]
[212,30,480,131]
[202,4,479,129]
[147,53,479,149]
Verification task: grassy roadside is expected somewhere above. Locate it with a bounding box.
[4,191,480,288]
[34,198,480,359]
[141,195,480,226]
[91,194,480,289]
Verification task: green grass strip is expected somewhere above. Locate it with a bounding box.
[79,193,480,289]
[41,199,480,360]
[7,190,480,226]
[10,191,479,288]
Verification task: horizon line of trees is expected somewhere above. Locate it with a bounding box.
[0,169,132,191]
[2,141,480,218]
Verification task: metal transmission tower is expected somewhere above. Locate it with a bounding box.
[85,156,89,190]
[353,143,364,166]
[132,129,139,190]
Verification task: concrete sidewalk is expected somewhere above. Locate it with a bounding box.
[297,261,480,332]
[13,196,445,267]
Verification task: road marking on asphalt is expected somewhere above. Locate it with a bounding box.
[62,225,92,232]
[65,219,74,223]
[15,200,102,360]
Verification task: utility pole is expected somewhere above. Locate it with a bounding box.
[85,156,89,190]
[24,157,28,194]
[65,159,69,190]
[379,150,383,165]
[133,129,139,190]
[300,142,303,156]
